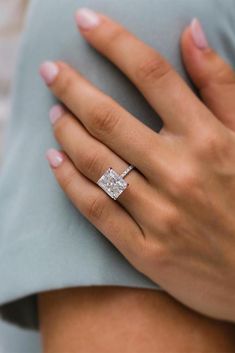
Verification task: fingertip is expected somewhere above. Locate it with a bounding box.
[39,61,59,85]
[190,18,209,51]
[46,148,64,168]
[182,19,212,61]
[180,25,214,89]
[180,25,200,67]
[75,8,101,31]
[180,25,193,55]
[49,105,65,125]
[181,25,191,45]
[55,61,69,70]
[180,22,210,75]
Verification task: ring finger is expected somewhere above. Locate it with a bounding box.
[50,104,152,223]
[46,150,145,261]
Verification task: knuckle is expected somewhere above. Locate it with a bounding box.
[161,209,181,234]
[55,69,77,99]
[87,196,106,221]
[136,54,172,85]
[201,52,235,88]
[168,166,201,199]
[82,152,104,178]
[139,239,170,271]
[89,103,120,135]
[103,26,129,53]
[53,116,68,141]
[194,129,228,161]
[143,150,163,177]
[60,169,77,192]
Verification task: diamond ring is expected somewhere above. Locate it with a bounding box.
[97,165,135,200]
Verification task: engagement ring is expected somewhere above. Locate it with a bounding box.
[97,165,134,200]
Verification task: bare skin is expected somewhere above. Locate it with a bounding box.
[39,287,235,353]
[38,7,235,352]
[40,10,235,321]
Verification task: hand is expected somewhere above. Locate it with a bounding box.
[40,9,235,322]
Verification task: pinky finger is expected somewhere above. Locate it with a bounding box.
[46,148,144,262]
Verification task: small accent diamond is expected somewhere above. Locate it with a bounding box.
[97,168,128,200]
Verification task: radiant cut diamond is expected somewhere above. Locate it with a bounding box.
[97,168,128,200]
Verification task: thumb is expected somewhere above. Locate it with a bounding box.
[181,19,235,131]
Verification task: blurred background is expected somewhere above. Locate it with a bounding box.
[0,0,41,351]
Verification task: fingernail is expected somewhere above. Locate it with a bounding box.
[49,105,64,125]
[190,18,209,50]
[46,149,64,168]
[76,8,101,30]
[40,61,59,85]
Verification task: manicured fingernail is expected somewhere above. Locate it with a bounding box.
[46,149,64,168]
[190,18,209,50]
[49,105,64,125]
[40,61,59,85]
[76,8,101,30]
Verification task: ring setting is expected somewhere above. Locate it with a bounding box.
[97,165,134,200]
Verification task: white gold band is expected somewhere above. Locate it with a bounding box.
[120,165,134,179]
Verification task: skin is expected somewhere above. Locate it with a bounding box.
[39,287,235,353]
[38,8,235,352]
[40,10,235,322]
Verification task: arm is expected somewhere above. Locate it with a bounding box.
[39,287,235,353]
[41,9,235,322]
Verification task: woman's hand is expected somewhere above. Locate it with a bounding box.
[40,9,235,322]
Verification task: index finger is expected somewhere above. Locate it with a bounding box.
[75,8,215,134]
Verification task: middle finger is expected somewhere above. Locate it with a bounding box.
[76,10,216,134]
[40,61,169,179]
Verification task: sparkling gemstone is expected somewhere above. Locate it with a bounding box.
[97,168,128,200]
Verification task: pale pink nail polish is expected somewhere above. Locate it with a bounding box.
[40,61,59,85]
[46,149,64,168]
[190,18,209,50]
[76,8,101,30]
[49,105,64,125]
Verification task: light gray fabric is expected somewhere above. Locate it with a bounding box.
[0,0,234,330]
[0,320,41,353]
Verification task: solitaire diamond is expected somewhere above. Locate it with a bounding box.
[97,168,128,200]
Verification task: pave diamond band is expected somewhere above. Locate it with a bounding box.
[120,165,134,179]
[97,165,135,200]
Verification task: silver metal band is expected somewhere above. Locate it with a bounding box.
[97,165,135,200]
[120,165,134,179]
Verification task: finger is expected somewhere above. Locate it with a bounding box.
[49,105,152,224]
[75,8,215,134]
[40,61,169,178]
[181,19,235,131]
[46,148,145,262]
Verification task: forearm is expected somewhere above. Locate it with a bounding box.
[38,287,235,353]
